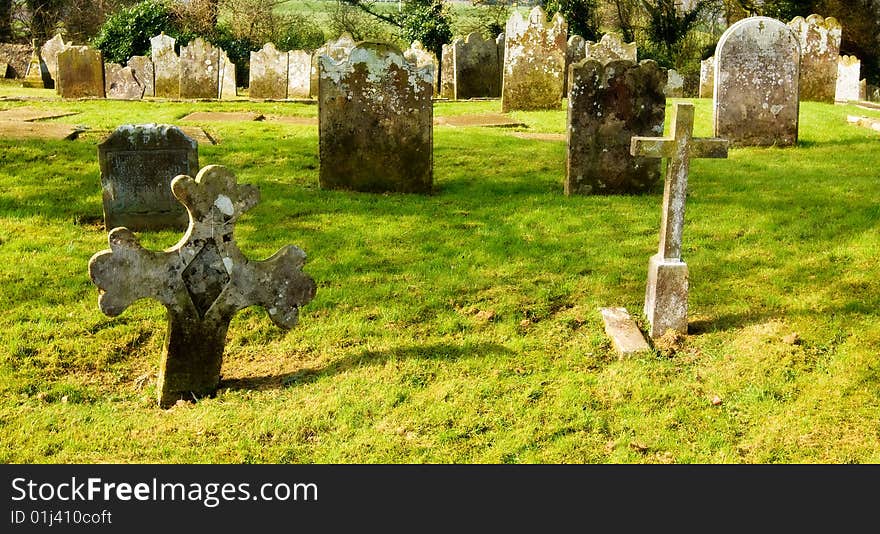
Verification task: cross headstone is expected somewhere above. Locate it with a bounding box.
[630,102,728,338]
[88,164,317,407]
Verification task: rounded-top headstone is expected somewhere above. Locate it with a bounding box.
[788,14,841,103]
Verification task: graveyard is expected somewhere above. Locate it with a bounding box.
[0,3,879,464]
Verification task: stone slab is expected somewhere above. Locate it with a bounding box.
[433,113,526,127]
[266,115,318,126]
[510,132,564,141]
[846,115,880,132]
[644,254,688,338]
[600,307,651,356]
[0,107,79,121]
[178,126,217,145]
[0,120,79,140]
[181,111,264,122]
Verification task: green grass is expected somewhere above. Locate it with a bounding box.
[1,84,879,463]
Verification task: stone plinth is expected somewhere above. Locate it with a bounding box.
[501,6,567,112]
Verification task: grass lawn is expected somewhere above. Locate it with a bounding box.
[0,82,879,463]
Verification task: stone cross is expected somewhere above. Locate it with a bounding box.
[89,165,317,407]
[630,102,728,338]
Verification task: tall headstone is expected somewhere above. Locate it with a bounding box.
[835,55,860,102]
[89,164,317,408]
[501,6,567,112]
[287,50,311,99]
[585,33,637,64]
[41,34,67,89]
[496,32,505,88]
[151,33,179,98]
[319,42,433,194]
[127,56,155,97]
[249,43,287,99]
[859,78,867,101]
[564,35,586,97]
[98,124,199,231]
[699,56,714,98]
[104,63,145,100]
[57,46,105,98]
[439,43,455,99]
[630,102,728,338]
[788,15,841,103]
[179,38,220,99]
[404,40,438,96]
[566,59,666,195]
[453,32,502,99]
[218,49,236,99]
[310,33,356,98]
[713,16,800,147]
[22,40,49,88]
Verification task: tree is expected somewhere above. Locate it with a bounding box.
[338,0,452,59]
[0,0,12,42]
[544,0,601,41]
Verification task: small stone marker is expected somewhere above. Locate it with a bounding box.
[151,33,179,98]
[218,49,237,99]
[57,46,105,98]
[698,56,714,98]
[501,6,567,112]
[105,63,145,100]
[453,32,502,99]
[179,37,220,99]
[127,56,155,97]
[249,43,288,99]
[22,40,48,88]
[41,34,67,89]
[600,307,650,356]
[713,16,799,147]
[788,14,840,103]
[630,102,728,338]
[88,164,317,408]
[98,124,199,231]
[835,55,860,102]
[318,42,434,194]
[287,50,311,99]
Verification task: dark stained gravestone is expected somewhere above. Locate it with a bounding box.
[151,33,179,98]
[453,32,502,99]
[319,42,434,194]
[98,124,198,231]
[57,46,105,98]
[179,37,220,100]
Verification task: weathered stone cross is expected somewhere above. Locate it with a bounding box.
[89,165,317,407]
[630,102,728,338]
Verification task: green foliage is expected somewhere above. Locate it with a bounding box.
[639,0,711,69]
[91,0,177,64]
[275,15,327,52]
[544,0,601,41]
[399,0,453,59]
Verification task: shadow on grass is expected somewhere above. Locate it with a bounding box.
[219,341,513,392]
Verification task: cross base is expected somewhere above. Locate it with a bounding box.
[644,254,689,339]
[157,315,230,408]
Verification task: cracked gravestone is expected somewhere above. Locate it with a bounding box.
[128,56,155,97]
[98,124,198,231]
[318,42,434,194]
[88,164,317,407]
[788,14,840,103]
[501,6,567,112]
[713,16,800,147]
[179,38,220,99]
[630,102,728,338]
[151,33,179,98]
[218,49,236,99]
[566,59,666,195]
[105,63,145,100]
[57,46,105,98]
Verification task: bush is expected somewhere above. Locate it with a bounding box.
[91,0,176,64]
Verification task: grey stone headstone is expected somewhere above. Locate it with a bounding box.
[788,14,840,103]
[404,40,438,95]
[564,34,586,97]
[179,38,220,99]
[57,46,105,98]
[287,50,311,99]
[699,56,714,98]
[310,33,356,98]
[566,59,666,195]
[585,33,637,64]
[319,42,433,194]
[665,68,684,97]
[41,34,67,89]
[104,63,145,100]
[249,43,288,99]
[98,124,199,231]
[501,6,567,112]
[453,32,502,99]
[151,33,179,98]
[219,49,236,99]
[128,56,155,97]
[439,43,454,99]
[713,16,800,147]
[835,55,860,102]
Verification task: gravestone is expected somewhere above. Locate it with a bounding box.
[98,124,199,231]
[0,43,32,78]
[585,33,637,64]
[631,102,728,338]
[179,38,220,99]
[89,164,317,408]
[404,41,438,96]
[453,32,502,99]
[151,33,179,98]
[788,14,840,103]
[564,34,586,97]
[835,55,860,102]
[665,69,684,97]
[22,40,49,88]
[218,49,236,99]
[319,42,433,194]
[41,34,66,89]
[288,50,311,99]
[250,43,288,99]
[859,79,867,101]
[310,33,356,98]
[439,43,455,98]
[699,56,714,98]
[0,63,9,78]
[104,63,145,100]
[566,59,666,195]
[496,32,505,87]
[501,6,567,112]
[128,56,155,97]
[713,16,800,147]
[57,46,105,98]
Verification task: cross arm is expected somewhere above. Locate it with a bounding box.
[630,136,675,158]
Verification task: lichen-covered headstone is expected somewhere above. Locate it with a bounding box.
[179,37,220,99]
[631,103,728,338]
[89,164,317,408]
[287,50,311,99]
[218,49,236,99]
[566,59,666,195]
[22,40,49,88]
[859,78,867,101]
[564,34,586,97]
[310,33,356,98]
[788,14,840,103]
[835,55,860,102]
[41,34,66,89]
[501,6,567,112]
[585,33,637,64]
[98,124,198,231]
[128,56,154,97]
[319,42,433,194]
[439,43,455,98]
[713,16,800,147]
[453,32,502,99]
[250,43,287,99]
[57,46,105,98]
[699,56,714,98]
[151,33,179,98]
[665,68,684,97]
[105,63,145,100]
[404,40,438,96]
